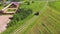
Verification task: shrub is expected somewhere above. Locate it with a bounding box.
[7,8,33,28]
[24,1,30,5]
[32,1,34,3]
[0,3,2,6]
[34,12,39,16]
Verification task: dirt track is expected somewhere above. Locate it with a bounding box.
[0,15,12,33]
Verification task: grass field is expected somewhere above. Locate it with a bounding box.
[0,3,3,10]
[1,0,60,34]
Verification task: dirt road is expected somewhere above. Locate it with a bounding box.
[0,15,12,33]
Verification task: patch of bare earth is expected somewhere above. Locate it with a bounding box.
[0,15,12,33]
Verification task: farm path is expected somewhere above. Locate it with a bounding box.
[0,15,12,33]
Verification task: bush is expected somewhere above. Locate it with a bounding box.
[0,3,2,6]
[32,1,35,3]
[27,2,30,5]
[7,8,33,28]
[25,1,30,5]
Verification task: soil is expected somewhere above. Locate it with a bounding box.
[0,15,12,33]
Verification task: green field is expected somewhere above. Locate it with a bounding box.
[0,3,3,10]
[1,0,60,34]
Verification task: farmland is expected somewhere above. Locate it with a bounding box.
[0,3,3,10]
[0,0,60,34]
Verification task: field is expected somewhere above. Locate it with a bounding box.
[0,3,3,10]
[1,0,60,34]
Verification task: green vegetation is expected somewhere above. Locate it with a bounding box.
[20,1,46,12]
[48,1,60,11]
[10,0,23,2]
[1,1,46,34]
[7,9,16,12]
[1,8,33,34]
[0,3,3,9]
[1,0,60,34]
[7,8,32,27]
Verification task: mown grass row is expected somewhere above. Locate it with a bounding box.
[47,11,60,29]
[31,5,60,34]
[17,1,60,34]
[42,13,58,34]
[1,1,60,34]
[48,1,60,11]
[40,7,60,34]
[17,2,59,34]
